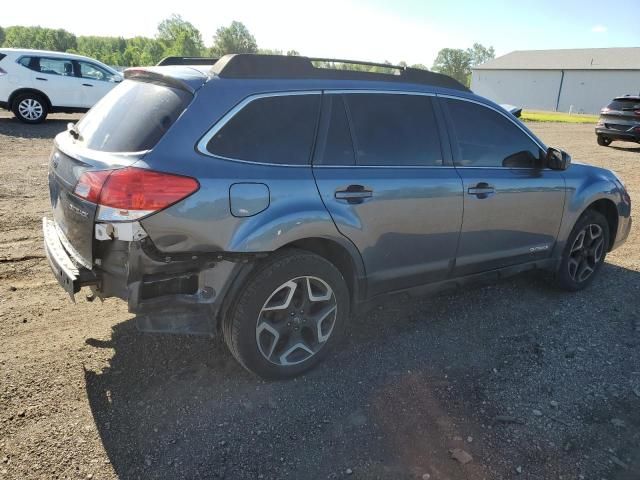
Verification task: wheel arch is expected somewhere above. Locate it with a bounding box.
[214,236,366,333]
[583,198,619,251]
[8,88,52,110]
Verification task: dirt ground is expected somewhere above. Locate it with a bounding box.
[0,112,638,480]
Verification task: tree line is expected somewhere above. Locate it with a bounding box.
[0,16,493,86]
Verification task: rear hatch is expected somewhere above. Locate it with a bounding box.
[599,97,640,133]
[49,70,202,267]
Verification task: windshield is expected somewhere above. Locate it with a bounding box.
[76,79,192,152]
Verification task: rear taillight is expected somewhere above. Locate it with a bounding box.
[74,167,199,221]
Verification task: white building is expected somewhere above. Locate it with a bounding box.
[471,48,640,114]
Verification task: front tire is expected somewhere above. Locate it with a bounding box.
[556,210,609,291]
[223,249,350,379]
[597,135,612,147]
[12,93,48,124]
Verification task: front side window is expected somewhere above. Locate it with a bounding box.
[344,93,443,167]
[445,98,542,168]
[206,94,321,165]
[38,57,75,76]
[78,61,115,82]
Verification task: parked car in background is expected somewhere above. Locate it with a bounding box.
[596,95,640,146]
[0,48,122,123]
[43,54,632,379]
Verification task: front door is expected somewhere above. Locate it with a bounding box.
[75,61,118,108]
[313,92,464,297]
[440,96,565,276]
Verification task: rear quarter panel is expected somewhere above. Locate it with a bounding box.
[136,78,353,254]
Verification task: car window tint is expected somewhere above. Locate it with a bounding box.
[207,94,320,165]
[605,99,640,111]
[79,62,112,81]
[446,99,542,168]
[39,57,74,76]
[76,80,192,152]
[344,93,442,166]
[317,95,355,166]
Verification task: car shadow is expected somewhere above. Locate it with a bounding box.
[0,115,81,140]
[610,144,640,153]
[84,263,640,480]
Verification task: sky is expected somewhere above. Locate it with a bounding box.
[2,0,639,66]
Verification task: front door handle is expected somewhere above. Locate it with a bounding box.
[467,182,495,199]
[82,83,94,87]
[335,185,373,204]
[35,77,48,81]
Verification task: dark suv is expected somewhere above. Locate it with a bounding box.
[596,95,640,146]
[43,54,632,379]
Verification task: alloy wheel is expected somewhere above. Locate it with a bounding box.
[18,98,44,121]
[567,223,605,283]
[256,276,337,366]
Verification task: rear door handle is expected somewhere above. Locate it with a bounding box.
[82,83,93,87]
[335,185,373,204]
[35,77,47,81]
[467,182,495,198]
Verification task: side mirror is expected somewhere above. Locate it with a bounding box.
[546,147,571,170]
[112,74,123,83]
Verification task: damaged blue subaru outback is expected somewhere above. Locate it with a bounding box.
[43,54,632,379]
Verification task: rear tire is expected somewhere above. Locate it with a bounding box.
[12,93,48,124]
[222,249,350,380]
[597,135,612,147]
[555,210,609,291]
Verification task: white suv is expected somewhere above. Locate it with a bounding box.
[0,48,122,123]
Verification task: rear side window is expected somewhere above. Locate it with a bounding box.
[206,94,321,165]
[315,95,356,166]
[39,57,74,76]
[344,93,443,166]
[0,53,6,62]
[445,98,542,168]
[76,80,192,152]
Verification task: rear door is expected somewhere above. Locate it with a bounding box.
[33,56,85,107]
[313,92,463,297]
[441,96,565,276]
[75,61,118,108]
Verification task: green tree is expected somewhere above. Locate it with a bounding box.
[3,26,76,51]
[431,48,471,85]
[410,63,428,70]
[467,43,495,67]
[157,14,204,56]
[0,26,5,47]
[210,21,258,57]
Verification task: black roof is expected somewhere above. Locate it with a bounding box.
[209,54,470,92]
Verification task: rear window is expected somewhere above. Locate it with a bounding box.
[206,94,321,165]
[76,80,192,152]
[606,98,640,111]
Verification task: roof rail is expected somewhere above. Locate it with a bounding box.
[157,56,219,66]
[210,54,470,92]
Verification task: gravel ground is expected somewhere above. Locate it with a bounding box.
[0,112,638,480]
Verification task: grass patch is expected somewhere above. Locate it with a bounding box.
[521,110,599,124]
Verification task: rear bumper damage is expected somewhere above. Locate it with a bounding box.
[43,217,262,335]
